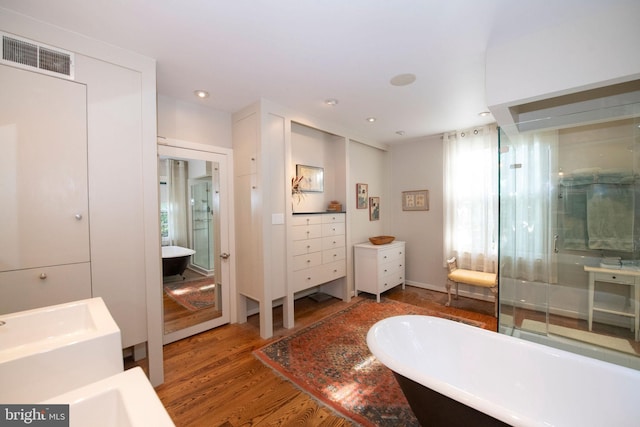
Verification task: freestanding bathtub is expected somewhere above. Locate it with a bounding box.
[161,245,195,277]
[367,315,640,427]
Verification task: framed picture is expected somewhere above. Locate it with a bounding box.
[356,183,368,209]
[296,164,324,192]
[402,190,429,211]
[369,196,380,221]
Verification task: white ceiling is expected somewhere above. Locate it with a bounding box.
[0,0,626,144]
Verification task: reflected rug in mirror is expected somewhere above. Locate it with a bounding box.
[254,298,485,426]
[163,279,216,311]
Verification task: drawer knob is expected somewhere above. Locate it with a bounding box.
[39,273,47,280]
[612,276,616,279]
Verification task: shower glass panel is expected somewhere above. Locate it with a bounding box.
[499,94,640,370]
[191,179,214,272]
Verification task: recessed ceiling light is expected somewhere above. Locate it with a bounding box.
[366,117,376,123]
[390,73,416,86]
[325,98,339,106]
[478,111,491,117]
[194,90,209,99]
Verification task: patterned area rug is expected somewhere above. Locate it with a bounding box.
[254,298,485,426]
[163,278,216,311]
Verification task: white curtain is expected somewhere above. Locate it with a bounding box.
[443,126,498,273]
[499,130,558,283]
[168,159,188,247]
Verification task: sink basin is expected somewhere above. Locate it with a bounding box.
[0,297,123,403]
[43,367,174,427]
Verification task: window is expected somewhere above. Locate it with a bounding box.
[443,126,498,273]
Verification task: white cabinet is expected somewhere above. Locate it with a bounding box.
[291,213,346,293]
[0,64,91,314]
[354,241,405,302]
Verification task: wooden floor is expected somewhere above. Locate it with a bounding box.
[163,271,222,334]
[128,286,496,427]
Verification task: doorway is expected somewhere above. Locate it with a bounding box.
[158,141,234,344]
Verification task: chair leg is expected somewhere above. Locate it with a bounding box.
[445,279,452,306]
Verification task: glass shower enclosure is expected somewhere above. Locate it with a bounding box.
[190,179,215,274]
[498,92,640,370]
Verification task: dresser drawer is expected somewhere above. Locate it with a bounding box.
[322,235,344,250]
[322,222,345,236]
[594,272,635,285]
[322,247,346,264]
[292,252,322,271]
[292,224,322,241]
[292,238,322,256]
[292,261,347,293]
[322,213,345,224]
[292,215,322,226]
[378,246,404,263]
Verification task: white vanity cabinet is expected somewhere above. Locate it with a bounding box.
[291,213,346,293]
[0,64,92,314]
[354,241,406,302]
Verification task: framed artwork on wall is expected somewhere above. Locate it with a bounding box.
[369,196,380,221]
[296,164,324,192]
[402,189,429,211]
[356,183,368,209]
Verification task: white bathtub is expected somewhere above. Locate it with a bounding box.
[367,315,640,427]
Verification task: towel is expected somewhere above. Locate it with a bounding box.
[586,184,635,252]
[561,186,588,250]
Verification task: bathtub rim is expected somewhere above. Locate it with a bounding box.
[161,245,196,259]
[367,314,640,427]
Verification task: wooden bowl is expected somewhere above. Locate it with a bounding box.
[369,235,395,245]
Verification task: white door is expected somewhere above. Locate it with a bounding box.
[158,142,234,344]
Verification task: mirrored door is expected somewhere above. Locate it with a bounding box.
[158,143,231,344]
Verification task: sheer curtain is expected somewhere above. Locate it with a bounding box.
[443,126,498,273]
[168,159,189,247]
[499,130,558,283]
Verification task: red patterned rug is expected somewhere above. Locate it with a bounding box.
[163,278,216,311]
[254,298,485,426]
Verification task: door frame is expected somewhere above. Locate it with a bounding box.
[157,138,236,344]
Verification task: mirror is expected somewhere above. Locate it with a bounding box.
[158,155,224,340]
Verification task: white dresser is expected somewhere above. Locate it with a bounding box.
[291,213,346,293]
[354,241,405,302]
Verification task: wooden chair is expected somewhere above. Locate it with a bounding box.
[445,257,498,317]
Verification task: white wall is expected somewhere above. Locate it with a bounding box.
[158,94,232,147]
[348,141,389,245]
[389,135,448,292]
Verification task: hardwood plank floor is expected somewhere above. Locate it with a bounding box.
[127,286,496,426]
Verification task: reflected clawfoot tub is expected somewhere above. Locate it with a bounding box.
[161,246,195,278]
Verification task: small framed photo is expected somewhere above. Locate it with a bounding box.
[402,190,429,211]
[369,196,380,221]
[296,164,324,192]
[356,183,368,209]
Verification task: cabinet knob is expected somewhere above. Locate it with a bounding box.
[39,273,47,280]
[75,213,83,220]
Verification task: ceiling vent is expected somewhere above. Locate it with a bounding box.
[1,32,74,80]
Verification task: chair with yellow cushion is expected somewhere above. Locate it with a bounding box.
[445,257,497,317]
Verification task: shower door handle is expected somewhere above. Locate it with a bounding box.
[219,253,230,259]
[553,234,559,253]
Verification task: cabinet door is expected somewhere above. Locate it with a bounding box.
[0,65,89,272]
